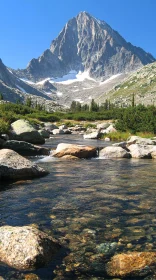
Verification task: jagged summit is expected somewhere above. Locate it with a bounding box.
[14,12,155,82]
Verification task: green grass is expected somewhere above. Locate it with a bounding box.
[0,119,10,134]
[101,131,156,141]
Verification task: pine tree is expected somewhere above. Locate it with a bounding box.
[0,92,4,100]
[132,93,135,107]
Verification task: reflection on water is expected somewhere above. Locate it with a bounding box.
[0,135,156,279]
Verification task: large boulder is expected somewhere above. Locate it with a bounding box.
[127,136,156,146]
[99,146,131,158]
[10,120,45,144]
[3,140,50,156]
[53,143,97,159]
[0,149,48,181]
[128,144,152,159]
[0,226,60,270]
[106,252,156,278]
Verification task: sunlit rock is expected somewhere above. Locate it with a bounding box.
[106,252,156,277]
[0,226,60,270]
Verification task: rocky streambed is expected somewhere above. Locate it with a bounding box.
[0,132,156,279]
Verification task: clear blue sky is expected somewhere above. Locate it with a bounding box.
[1,0,155,69]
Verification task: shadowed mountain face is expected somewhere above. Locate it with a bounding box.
[0,59,65,112]
[15,11,155,82]
[0,59,52,102]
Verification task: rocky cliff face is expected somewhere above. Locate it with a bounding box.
[15,11,155,82]
[0,59,64,111]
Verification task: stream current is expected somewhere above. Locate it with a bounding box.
[0,135,156,279]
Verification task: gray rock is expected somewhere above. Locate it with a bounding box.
[97,122,111,129]
[10,119,45,144]
[128,144,152,159]
[150,146,156,158]
[101,124,117,134]
[0,149,48,181]
[127,136,156,146]
[63,129,72,134]
[52,129,64,135]
[83,130,100,139]
[0,134,9,141]
[38,129,50,138]
[3,140,50,156]
[44,122,58,132]
[113,141,128,149]
[59,124,67,130]
[105,137,111,142]
[100,146,131,158]
[0,225,60,270]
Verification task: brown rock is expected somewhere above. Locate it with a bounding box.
[53,143,97,159]
[25,273,40,280]
[106,252,156,277]
[61,155,79,160]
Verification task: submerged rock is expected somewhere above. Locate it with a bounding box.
[0,149,48,181]
[99,146,131,158]
[10,119,45,144]
[106,252,156,277]
[0,225,60,270]
[2,140,50,156]
[96,242,117,256]
[53,143,97,159]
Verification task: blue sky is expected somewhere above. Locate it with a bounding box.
[1,0,156,69]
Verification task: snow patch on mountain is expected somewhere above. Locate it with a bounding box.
[100,74,122,86]
[16,85,27,93]
[50,70,96,85]
[20,78,35,85]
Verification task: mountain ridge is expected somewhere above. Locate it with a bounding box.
[13,11,155,83]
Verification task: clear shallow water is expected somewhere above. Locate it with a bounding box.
[0,135,156,279]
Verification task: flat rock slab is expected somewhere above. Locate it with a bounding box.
[0,149,48,181]
[53,143,97,159]
[0,226,60,270]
